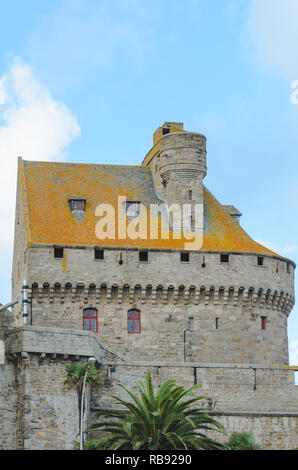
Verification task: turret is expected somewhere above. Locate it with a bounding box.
[143,122,207,230]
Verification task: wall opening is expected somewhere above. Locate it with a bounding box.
[220,254,229,263]
[54,247,64,259]
[95,249,104,260]
[83,308,98,333]
[139,251,148,262]
[287,263,291,274]
[188,317,194,331]
[181,252,190,263]
[128,309,141,334]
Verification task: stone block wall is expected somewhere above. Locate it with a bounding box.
[91,363,298,450]
[0,362,18,449]
[23,246,294,365]
[207,413,298,450]
[1,328,297,449]
[0,325,120,450]
[13,355,80,450]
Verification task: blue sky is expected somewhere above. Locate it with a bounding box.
[0,0,297,364]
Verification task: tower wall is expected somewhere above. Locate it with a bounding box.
[21,246,294,365]
[152,133,206,212]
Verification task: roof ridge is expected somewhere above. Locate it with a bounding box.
[23,160,145,169]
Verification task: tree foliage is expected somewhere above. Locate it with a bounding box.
[64,362,101,396]
[86,372,226,450]
[64,362,102,434]
[226,432,262,450]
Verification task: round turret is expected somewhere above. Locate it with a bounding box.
[158,132,207,184]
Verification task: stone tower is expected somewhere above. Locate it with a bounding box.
[0,122,297,450]
[143,122,207,231]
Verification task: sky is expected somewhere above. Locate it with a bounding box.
[0,0,297,366]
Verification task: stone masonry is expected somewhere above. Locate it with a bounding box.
[0,122,296,449]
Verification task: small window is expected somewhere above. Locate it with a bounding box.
[54,247,64,259]
[188,190,192,201]
[69,198,86,212]
[83,308,98,332]
[128,309,141,334]
[220,254,229,263]
[162,127,170,135]
[181,252,190,263]
[139,251,148,262]
[188,317,194,331]
[258,256,264,266]
[261,316,267,331]
[95,249,104,260]
[287,263,291,274]
[125,201,140,217]
[215,318,219,330]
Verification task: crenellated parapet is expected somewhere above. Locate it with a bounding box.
[29,282,295,315]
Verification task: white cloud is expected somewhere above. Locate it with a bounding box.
[0,79,6,105]
[247,0,298,79]
[0,59,80,255]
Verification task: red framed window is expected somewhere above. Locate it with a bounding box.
[83,308,98,332]
[261,316,267,331]
[128,309,141,334]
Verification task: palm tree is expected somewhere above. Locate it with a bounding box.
[64,362,101,437]
[86,372,226,450]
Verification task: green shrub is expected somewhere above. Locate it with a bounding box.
[226,432,262,450]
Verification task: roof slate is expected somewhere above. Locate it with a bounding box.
[20,159,276,255]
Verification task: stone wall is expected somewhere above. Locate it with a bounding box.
[207,412,298,450]
[12,158,30,324]
[4,325,122,363]
[92,363,298,414]
[13,355,80,450]
[0,325,121,450]
[91,363,298,450]
[0,362,18,449]
[1,327,297,449]
[22,245,294,364]
[149,132,207,213]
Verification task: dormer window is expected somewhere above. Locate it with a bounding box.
[69,198,86,212]
[125,201,140,217]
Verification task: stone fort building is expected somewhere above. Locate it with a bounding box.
[0,122,297,449]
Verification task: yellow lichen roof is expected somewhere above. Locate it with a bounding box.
[20,159,276,255]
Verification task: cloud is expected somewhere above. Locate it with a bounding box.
[0,59,80,255]
[0,80,6,105]
[247,0,298,79]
